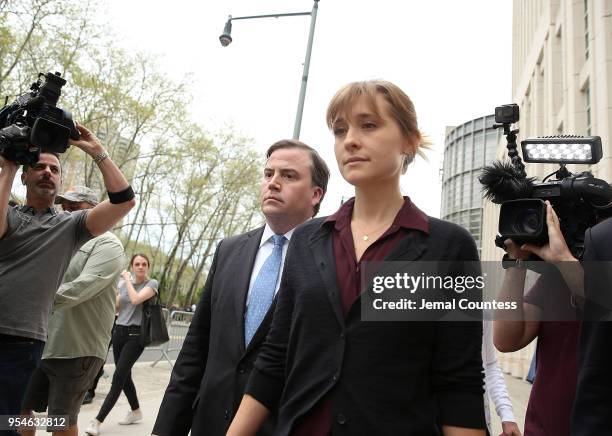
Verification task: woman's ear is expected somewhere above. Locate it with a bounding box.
[400,133,418,159]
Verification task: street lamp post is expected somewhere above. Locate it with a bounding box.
[219,0,320,140]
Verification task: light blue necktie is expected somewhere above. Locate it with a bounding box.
[244,234,286,346]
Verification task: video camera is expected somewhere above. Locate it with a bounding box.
[479,103,612,260]
[0,72,79,165]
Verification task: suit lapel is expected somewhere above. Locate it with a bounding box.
[309,225,345,329]
[233,227,265,350]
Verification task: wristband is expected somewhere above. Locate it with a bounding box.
[93,151,109,164]
[108,186,135,204]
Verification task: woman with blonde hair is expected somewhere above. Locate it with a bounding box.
[228,80,486,436]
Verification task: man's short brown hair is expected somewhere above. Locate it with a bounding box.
[266,139,330,216]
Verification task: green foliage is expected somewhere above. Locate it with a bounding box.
[1,0,263,306]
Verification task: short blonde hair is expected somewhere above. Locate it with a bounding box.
[326,80,431,173]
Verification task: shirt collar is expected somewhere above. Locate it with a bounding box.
[324,196,429,234]
[260,222,297,248]
[18,204,58,216]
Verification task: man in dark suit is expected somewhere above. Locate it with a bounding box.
[571,217,612,435]
[152,139,329,436]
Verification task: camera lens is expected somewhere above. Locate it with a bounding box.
[31,118,70,152]
[515,208,541,235]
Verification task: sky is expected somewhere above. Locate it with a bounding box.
[103,0,513,218]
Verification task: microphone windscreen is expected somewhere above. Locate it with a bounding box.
[478,160,535,204]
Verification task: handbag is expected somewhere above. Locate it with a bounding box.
[139,293,169,347]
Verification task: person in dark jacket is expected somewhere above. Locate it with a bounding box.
[571,217,612,435]
[152,140,329,436]
[228,80,486,436]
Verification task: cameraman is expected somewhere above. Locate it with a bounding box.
[0,123,135,426]
[494,201,583,436]
[571,216,612,435]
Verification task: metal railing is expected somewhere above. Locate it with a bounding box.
[150,310,194,368]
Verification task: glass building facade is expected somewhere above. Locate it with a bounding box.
[440,114,501,252]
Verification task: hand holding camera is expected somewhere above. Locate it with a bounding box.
[69,122,107,160]
[0,154,19,173]
[502,239,531,261]
[518,200,576,264]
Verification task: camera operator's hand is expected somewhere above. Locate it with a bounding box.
[503,239,532,261]
[0,155,20,238]
[67,121,135,238]
[500,421,522,436]
[69,122,105,156]
[520,201,576,263]
[0,155,19,173]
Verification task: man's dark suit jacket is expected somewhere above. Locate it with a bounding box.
[571,218,612,435]
[153,226,278,436]
[246,217,486,436]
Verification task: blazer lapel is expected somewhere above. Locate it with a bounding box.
[384,230,428,262]
[309,225,345,329]
[233,227,265,349]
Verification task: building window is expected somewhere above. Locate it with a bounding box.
[584,82,592,135]
[472,187,482,207]
[485,130,499,164]
[456,139,464,174]
[462,174,472,209]
[584,0,589,60]
[473,131,484,168]
[463,136,473,172]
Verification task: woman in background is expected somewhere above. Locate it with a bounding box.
[85,253,157,435]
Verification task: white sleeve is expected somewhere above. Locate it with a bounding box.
[483,320,517,423]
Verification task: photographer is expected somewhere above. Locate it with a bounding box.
[0,123,135,427]
[493,201,583,436]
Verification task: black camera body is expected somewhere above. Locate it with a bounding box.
[480,105,612,260]
[0,72,79,165]
[498,174,611,254]
[494,103,520,125]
